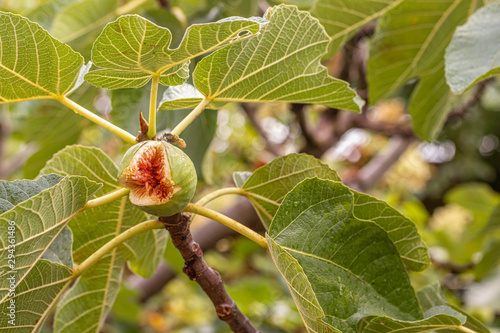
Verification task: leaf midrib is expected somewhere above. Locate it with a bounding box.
[97,196,126,332]
[0,62,57,98]
[210,39,328,98]
[280,245,418,321]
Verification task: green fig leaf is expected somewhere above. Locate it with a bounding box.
[0,11,84,103]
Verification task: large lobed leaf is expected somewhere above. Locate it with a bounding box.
[163,5,362,112]
[416,283,490,333]
[85,15,261,89]
[0,174,63,213]
[22,101,84,179]
[50,0,118,49]
[267,178,423,333]
[0,176,100,299]
[367,0,480,141]
[0,175,101,332]
[26,0,75,30]
[358,284,490,333]
[267,236,341,333]
[352,192,429,271]
[40,146,167,333]
[241,154,340,228]
[0,11,84,103]
[445,2,500,94]
[310,0,404,56]
[357,308,466,333]
[0,260,73,332]
[239,153,429,271]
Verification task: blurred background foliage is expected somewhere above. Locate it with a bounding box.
[1,0,500,332]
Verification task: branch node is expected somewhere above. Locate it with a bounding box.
[217,304,234,321]
[183,264,197,280]
[159,213,259,332]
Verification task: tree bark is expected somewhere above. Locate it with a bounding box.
[159,213,260,333]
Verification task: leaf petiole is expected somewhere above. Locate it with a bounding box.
[171,98,212,137]
[147,75,160,139]
[72,219,165,280]
[57,96,137,145]
[183,203,268,249]
[82,188,130,210]
[195,187,247,207]
[457,326,478,333]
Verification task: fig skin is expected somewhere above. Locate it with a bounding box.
[118,140,197,216]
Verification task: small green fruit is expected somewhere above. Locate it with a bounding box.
[118,140,197,216]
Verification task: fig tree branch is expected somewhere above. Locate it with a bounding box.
[241,103,282,156]
[171,98,212,137]
[183,203,268,249]
[345,136,415,192]
[133,198,264,303]
[57,96,137,145]
[159,213,260,333]
[447,78,494,123]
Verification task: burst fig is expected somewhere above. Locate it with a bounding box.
[118,140,197,216]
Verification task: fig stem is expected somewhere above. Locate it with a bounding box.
[171,98,212,136]
[457,326,478,333]
[83,188,130,210]
[183,203,268,249]
[196,187,247,207]
[147,75,160,139]
[58,96,137,145]
[72,219,165,280]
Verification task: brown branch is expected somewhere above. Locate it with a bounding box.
[431,257,474,274]
[345,136,415,192]
[159,213,260,333]
[339,23,376,82]
[241,103,281,156]
[446,78,494,123]
[133,198,264,302]
[351,114,415,137]
[156,0,170,10]
[291,103,323,155]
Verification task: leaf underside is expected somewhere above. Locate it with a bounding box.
[0,11,84,103]
[445,2,500,94]
[0,176,101,332]
[40,145,167,333]
[165,5,362,112]
[85,14,261,89]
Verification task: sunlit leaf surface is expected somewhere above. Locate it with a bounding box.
[0,12,83,103]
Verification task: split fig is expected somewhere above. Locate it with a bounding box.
[118,140,197,216]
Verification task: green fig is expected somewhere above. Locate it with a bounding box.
[118,140,197,216]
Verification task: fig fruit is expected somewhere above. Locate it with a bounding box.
[118,140,197,216]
